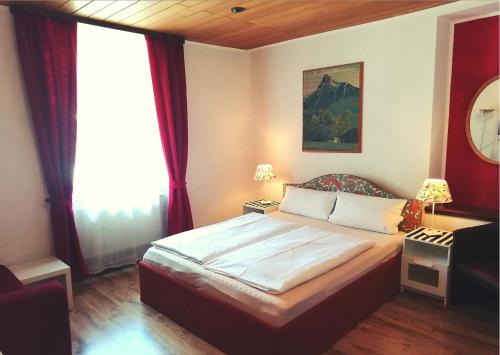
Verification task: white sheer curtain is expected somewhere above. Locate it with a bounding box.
[74,23,168,274]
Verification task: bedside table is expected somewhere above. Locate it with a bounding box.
[400,227,453,306]
[243,200,280,214]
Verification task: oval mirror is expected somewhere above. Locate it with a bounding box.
[466,77,499,165]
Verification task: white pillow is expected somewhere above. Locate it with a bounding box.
[279,186,337,220]
[328,192,406,234]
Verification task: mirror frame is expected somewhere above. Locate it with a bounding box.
[465,75,499,165]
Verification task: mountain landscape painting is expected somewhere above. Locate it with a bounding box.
[303,62,363,152]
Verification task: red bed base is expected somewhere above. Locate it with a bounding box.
[139,253,401,355]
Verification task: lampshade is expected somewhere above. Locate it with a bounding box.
[416,179,453,203]
[254,164,275,181]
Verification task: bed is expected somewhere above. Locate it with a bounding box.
[139,174,422,355]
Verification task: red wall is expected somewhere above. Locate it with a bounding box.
[445,16,499,210]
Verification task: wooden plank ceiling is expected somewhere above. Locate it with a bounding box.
[5,0,451,49]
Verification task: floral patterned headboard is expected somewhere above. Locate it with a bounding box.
[283,174,422,232]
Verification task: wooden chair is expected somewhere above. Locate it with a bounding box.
[451,222,499,306]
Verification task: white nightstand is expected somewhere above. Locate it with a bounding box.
[243,200,280,214]
[400,227,453,306]
[10,257,73,310]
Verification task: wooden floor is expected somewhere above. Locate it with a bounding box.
[70,265,499,355]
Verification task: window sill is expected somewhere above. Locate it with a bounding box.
[424,204,499,222]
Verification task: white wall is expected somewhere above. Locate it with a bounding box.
[184,42,257,227]
[249,1,497,230]
[0,6,53,266]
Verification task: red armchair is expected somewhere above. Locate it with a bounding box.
[0,265,71,355]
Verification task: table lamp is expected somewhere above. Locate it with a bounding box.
[254,164,275,205]
[416,178,453,229]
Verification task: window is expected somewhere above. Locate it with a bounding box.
[73,24,168,273]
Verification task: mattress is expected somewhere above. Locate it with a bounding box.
[143,211,404,327]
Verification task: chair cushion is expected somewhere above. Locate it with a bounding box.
[0,265,24,293]
[457,260,499,290]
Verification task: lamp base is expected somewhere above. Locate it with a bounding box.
[422,228,442,237]
[259,199,273,205]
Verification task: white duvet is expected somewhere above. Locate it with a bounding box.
[151,213,375,294]
[152,213,300,263]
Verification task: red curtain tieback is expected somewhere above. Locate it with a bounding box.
[171,181,187,189]
[45,197,72,207]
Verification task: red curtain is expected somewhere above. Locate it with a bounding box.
[13,11,88,278]
[145,34,193,235]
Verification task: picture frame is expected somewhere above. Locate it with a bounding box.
[303,62,363,153]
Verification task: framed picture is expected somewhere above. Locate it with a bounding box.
[303,62,363,152]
